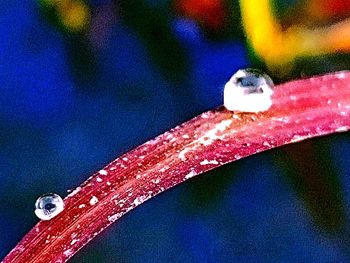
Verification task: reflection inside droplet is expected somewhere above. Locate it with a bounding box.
[34,193,64,221]
[224,68,274,113]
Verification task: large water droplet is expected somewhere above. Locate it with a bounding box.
[34,193,64,221]
[224,68,274,113]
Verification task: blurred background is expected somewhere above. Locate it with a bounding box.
[0,0,350,262]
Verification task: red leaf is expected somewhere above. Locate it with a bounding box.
[2,71,350,263]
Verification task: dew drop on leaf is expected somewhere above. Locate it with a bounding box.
[224,68,274,113]
[34,193,64,221]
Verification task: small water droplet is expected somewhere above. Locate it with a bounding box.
[224,68,274,113]
[34,193,64,221]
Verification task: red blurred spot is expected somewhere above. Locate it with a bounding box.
[309,0,350,19]
[323,0,350,17]
[175,0,227,31]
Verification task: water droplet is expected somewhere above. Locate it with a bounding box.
[224,68,274,113]
[35,193,64,221]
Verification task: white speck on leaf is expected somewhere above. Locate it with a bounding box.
[67,187,81,197]
[70,239,79,245]
[199,119,233,146]
[133,195,148,206]
[89,196,98,205]
[335,126,349,132]
[178,148,190,161]
[185,170,196,179]
[200,159,219,165]
[152,178,160,184]
[263,141,271,147]
[99,170,108,176]
[108,213,123,222]
[63,249,73,257]
[178,119,233,160]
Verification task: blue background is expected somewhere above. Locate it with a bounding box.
[0,1,349,262]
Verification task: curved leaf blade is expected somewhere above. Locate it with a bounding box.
[2,71,350,263]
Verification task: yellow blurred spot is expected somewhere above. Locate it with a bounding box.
[58,1,89,32]
[323,19,350,52]
[239,0,350,71]
[39,0,90,32]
